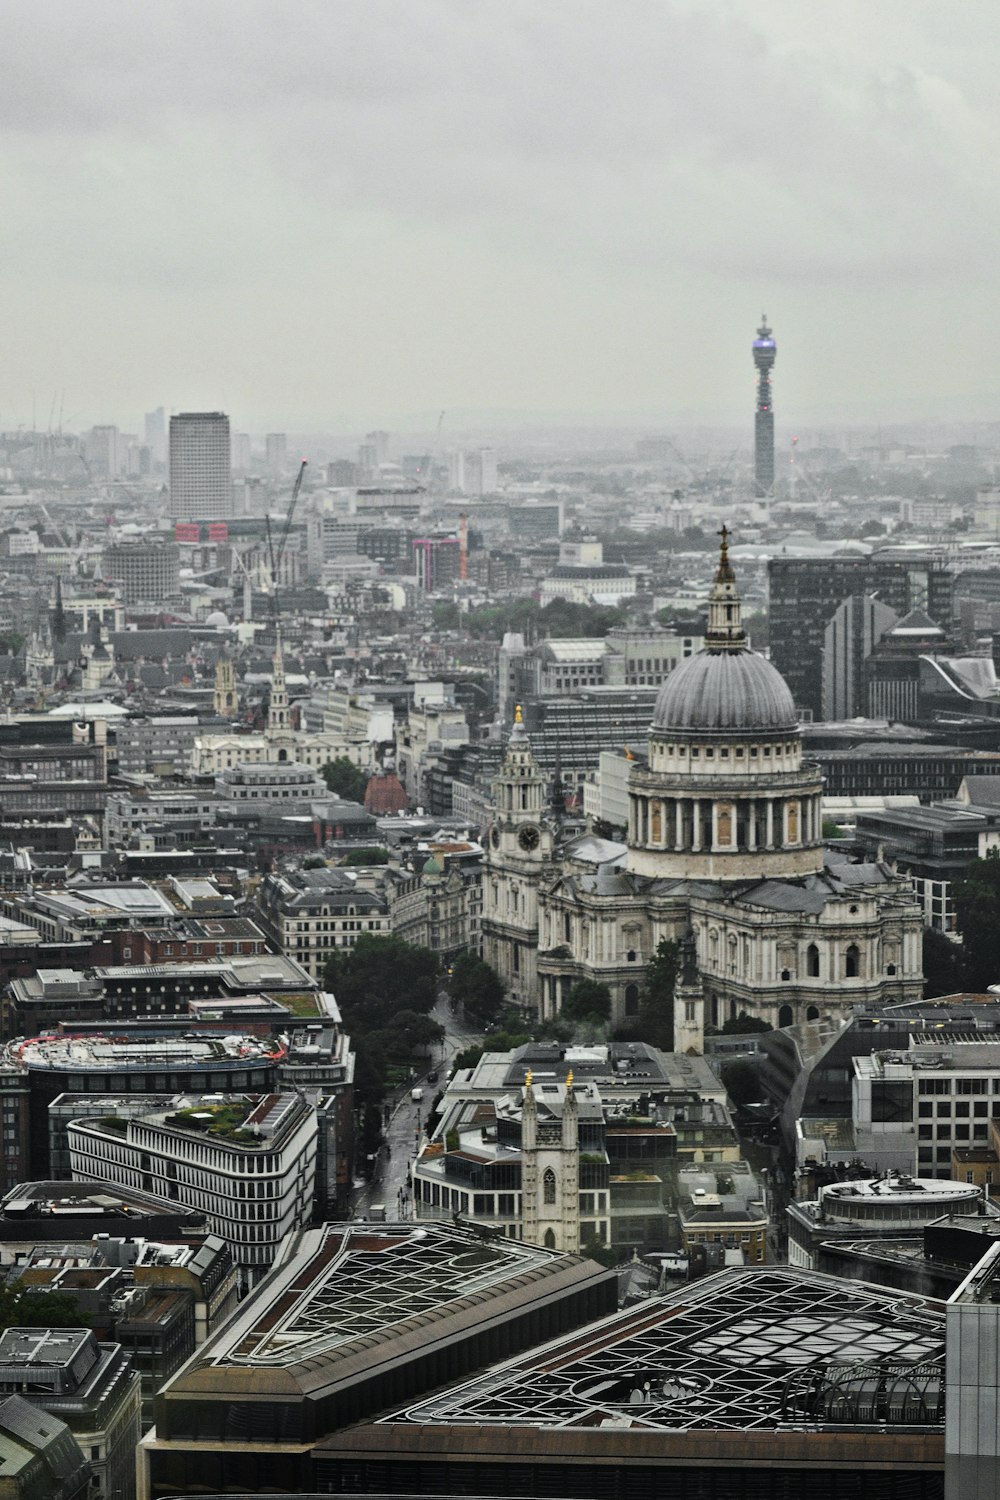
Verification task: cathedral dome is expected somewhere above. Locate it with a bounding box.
[652,648,796,735]
[651,527,797,737]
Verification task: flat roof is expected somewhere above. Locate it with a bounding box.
[7,1032,284,1071]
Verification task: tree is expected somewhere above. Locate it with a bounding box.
[449,951,506,1026]
[323,934,439,1033]
[0,1283,86,1331]
[953,852,1000,992]
[562,980,612,1025]
[537,599,626,639]
[923,925,969,999]
[320,757,369,803]
[341,847,390,866]
[432,601,461,630]
[453,1043,485,1071]
[635,938,679,1051]
[719,1011,772,1034]
[372,1009,444,1059]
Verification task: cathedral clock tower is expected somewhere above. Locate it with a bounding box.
[482,707,554,1014]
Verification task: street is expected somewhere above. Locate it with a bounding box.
[350,990,482,1222]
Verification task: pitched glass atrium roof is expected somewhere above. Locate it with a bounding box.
[391,1267,946,1432]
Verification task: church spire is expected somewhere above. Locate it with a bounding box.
[52,575,66,644]
[705,526,746,654]
[268,629,290,734]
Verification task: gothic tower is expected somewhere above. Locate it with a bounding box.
[265,629,296,759]
[520,1071,580,1253]
[213,649,238,718]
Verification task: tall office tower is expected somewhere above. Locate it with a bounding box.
[232,432,252,472]
[144,407,167,465]
[169,411,232,519]
[448,449,466,494]
[769,555,954,721]
[365,429,390,466]
[266,432,287,474]
[85,425,122,479]
[752,315,776,497]
[464,447,498,496]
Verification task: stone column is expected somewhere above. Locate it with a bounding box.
[766,800,774,848]
[747,798,757,850]
[711,801,720,851]
[692,798,702,852]
[675,800,684,851]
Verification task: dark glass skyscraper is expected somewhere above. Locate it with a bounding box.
[752,315,776,497]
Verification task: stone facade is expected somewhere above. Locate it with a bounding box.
[482,537,924,1040]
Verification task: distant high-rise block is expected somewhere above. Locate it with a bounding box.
[365,429,390,466]
[169,411,232,519]
[86,425,122,479]
[144,406,167,465]
[266,432,287,474]
[463,447,498,496]
[752,315,776,498]
[769,555,954,721]
[232,432,252,472]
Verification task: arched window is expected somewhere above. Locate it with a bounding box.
[778,1003,794,1028]
[845,944,861,979]
[277,747,288,763]
[543,1168,556,1206]
[806,943,820,978]
[887,963,897,976]
[806,1005,820,1021]
[543,1229,556,1249]
[624,983,639,1016]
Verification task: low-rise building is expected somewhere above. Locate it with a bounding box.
[387,841,483,961]
[140,1220,615,1500]
[257,867,389,980]
[0,1329,141,1500]
[413,1042,749,1256]
[675,1162,768,1264]
[0,1393,92,1500]
[787,1171,986,1270]
[66,1091,318,1287]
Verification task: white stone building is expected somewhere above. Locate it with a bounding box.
[482,535,924,1039]
[67,1091,317,1287]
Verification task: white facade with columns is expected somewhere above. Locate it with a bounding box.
[483,535,924,1039]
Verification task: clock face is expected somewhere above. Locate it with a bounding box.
[490,825,500,849]
[518,825,540,852]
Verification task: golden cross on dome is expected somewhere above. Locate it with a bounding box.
[515,703,523,724]
[718,524,730,549]
[566,1069,574,1089]
[525,1069,533,1087]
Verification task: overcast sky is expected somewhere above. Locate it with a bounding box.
[4,1,1000,434]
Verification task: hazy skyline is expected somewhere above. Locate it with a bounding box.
[5,1,1000,432]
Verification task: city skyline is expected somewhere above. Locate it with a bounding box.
[3,2,1000,430]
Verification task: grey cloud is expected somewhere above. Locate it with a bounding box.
[3,0,1000,424]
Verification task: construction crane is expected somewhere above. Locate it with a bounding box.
[264,458,307,629]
